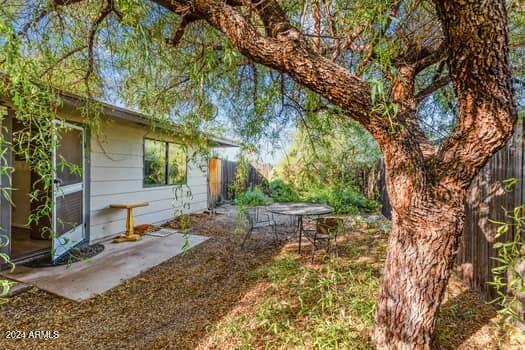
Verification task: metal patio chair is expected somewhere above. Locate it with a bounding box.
[307,217,344,260]
[241,206,277,248]
[271,212,299,239]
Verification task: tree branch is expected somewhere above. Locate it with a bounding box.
[330,26,366,61]
[167,15,197,48]
[42,45,88,76]
[19,8,50,35]
[71,0,114,92]
[432,0,516,187]
[249,0,295,38]
[19,0,87,36]
[153,1,385,135]
[415,75,451,102]
[86,4,112,79]
[51,0,437,174]
[414,43,447,74]
[357,1,403,74]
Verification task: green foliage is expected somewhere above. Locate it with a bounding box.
[0,234,14,303]
[301,185,378,214]
[231,157,250,195]
[237,177,378,214]
[272,112,380,213]
[172,184,194,252]
[214,255,379,349]
[370,79,401,134]
[268,179,299,202]
[250,256,301,284]
[235,187,270,207]
[210,220,512,349]
[0,2,210,280]
[489,203,525,325]
[275,117,381,198]
[0,4,109,268]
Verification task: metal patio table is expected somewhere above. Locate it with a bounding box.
[267,203,334,253]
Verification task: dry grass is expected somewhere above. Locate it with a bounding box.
[0,207,523,349]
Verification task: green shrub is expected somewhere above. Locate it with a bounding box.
[236,180,377,215]
[235,187,271,206]
[301,186,378,214]
[269,179,300,202]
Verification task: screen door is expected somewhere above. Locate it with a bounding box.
[52,122,85,262]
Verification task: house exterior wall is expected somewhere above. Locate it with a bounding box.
[0,100,210,247]
[88,120,209,242]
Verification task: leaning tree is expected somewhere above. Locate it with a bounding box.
[0,0,522,348]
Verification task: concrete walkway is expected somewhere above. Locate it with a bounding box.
[1,230,208,301]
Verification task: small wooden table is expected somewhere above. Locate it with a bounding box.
[110,202,149,243]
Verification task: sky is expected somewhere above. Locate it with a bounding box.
[213,127,293,165]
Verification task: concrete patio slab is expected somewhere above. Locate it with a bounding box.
[1,232,208,301]
[4,279,32,298]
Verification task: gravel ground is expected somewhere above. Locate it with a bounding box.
[1,209,280,350]
[0,207,523,349]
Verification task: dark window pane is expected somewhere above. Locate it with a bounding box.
[57,128,83,186]
[56,191,83,237]
[168,143,187,184]
[144,139,166,185]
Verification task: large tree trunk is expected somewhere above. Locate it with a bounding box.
[373,168,466,349]
[370,109,469,348]
[372,1,515,348]
[370,64,465,350]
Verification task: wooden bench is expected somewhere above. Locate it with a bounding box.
[110,202,149,243]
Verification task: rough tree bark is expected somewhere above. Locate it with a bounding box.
[373,171,466,349]
[48,0,518,348]
[373,1,516,349]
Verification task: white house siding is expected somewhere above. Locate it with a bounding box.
[88,121,208,242]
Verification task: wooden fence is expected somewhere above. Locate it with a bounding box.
[457,119,524,300]
[380,119,525,301]
[208,158,221,209]
[208,158,271,209]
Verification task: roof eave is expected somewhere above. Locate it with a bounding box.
[60,92,240,148]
